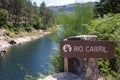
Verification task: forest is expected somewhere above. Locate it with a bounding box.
[0,0,55,37]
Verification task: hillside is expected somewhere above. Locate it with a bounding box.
[48,2,96,14]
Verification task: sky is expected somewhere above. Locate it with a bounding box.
[31,0,99,6]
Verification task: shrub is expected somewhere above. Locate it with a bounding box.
[91,14,120,79]
[23,24,32,32]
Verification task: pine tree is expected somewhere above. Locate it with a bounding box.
[39,1,55,29]
[94,0,120,17]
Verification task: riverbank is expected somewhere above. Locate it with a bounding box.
[0,31,51,52]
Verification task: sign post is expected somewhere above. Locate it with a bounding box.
[60,40,114,58]
[64,57,68,72]
[60,35,115,80]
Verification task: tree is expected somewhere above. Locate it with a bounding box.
[22,0,34,25]
[33,2,39,14]
[0,0,54,32]
[94,0,120,17]
[39,1,55,29]
[8,0,25,25]
[0,9,8,28]
[56,3,93,38]
[32,14,41,30]
[0,0,9,10]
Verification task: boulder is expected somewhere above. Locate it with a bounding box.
[8,40,17,45]
[43,72,82,80]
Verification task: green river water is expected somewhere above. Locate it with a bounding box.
[0,36,56,80]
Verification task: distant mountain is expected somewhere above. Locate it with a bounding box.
[48,4,74,13]
[48,2,96,14]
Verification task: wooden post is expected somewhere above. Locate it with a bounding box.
[67,35,99,80]
[64,57,68,72]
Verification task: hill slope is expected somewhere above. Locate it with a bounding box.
[48,2,96,14]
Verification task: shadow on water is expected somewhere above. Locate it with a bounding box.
[0,36,56,80]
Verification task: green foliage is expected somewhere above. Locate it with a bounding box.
[98,59,111,74]
[32,14,41,30]
[23,24,32,32]
[94,0,120,17]
[50,47,64,73]
[22,0,35,25]
[17,63,47,80]
[50,3,120,79]
[5,21,14,31]
[91,14,120,40]
[39,1,55,29]
[37,73,46,79]
[0,9,8,27]
[50,3,94,73]
[56,3,93,38]
[90,14,120,79]
[8,0,26,24]
[0,0,55,35]
[16,63,36,80]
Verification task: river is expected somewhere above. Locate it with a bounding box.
[0,36,56,80]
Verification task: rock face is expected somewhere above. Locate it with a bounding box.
[43,72,82,80]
